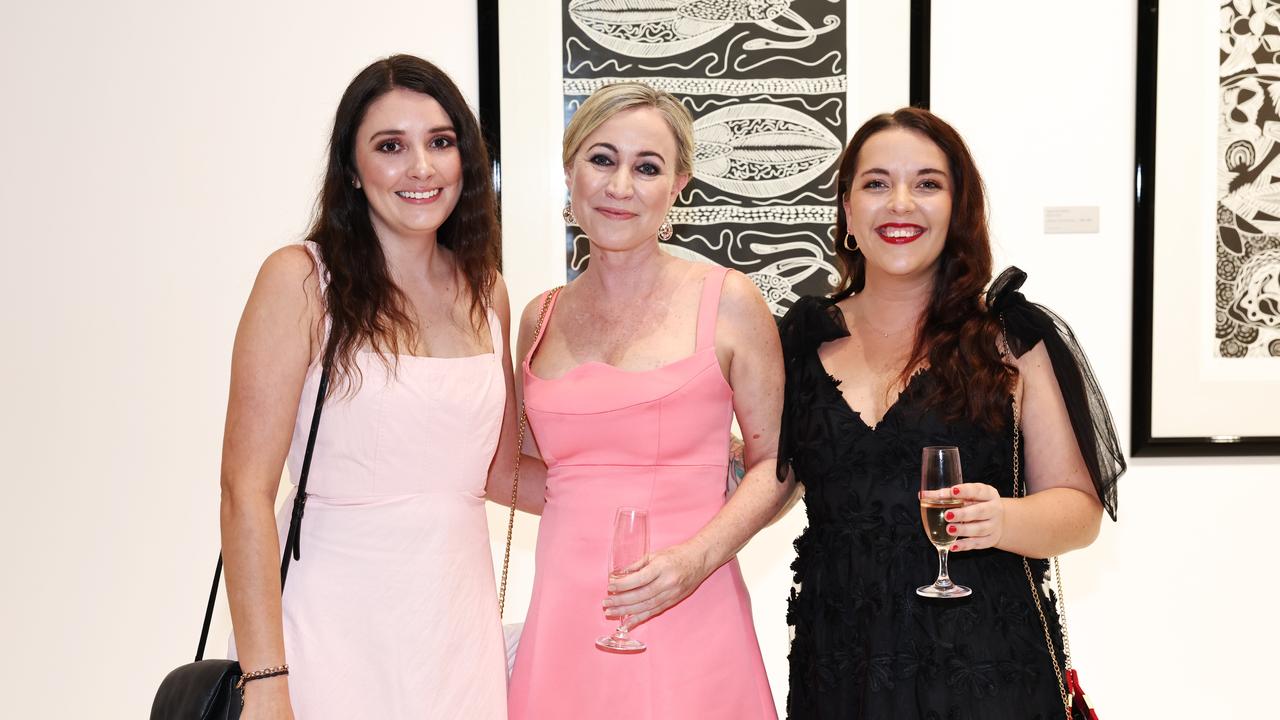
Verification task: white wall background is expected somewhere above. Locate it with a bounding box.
[2,1,1276,718]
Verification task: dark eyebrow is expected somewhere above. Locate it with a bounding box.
[587,142,667,163]
[368,126,455,141]
[858,167,948,178]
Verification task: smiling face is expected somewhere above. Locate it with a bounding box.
[843,127,953,282]
[352,87,462,245]
[565,106,689,252]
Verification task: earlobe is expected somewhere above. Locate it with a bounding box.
[672,173,691,199]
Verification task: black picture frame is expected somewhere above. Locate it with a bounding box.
[1131,0,1280,457]
[476,0,501,192]
[910,0,930,108]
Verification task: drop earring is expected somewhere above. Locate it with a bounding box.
[842,233,858,252]
[658,217,674,242]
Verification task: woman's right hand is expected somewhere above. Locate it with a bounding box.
[240,677,295,720]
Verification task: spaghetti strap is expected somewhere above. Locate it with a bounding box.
[695,266,730,352]
[486,306,504,358]
[523,288,563,368]
[300,241,333,356]
[302,241,330,294]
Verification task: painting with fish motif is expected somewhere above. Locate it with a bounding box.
[561,0,847,317]
[1133,0,1280,455]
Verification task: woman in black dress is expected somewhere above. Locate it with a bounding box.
[778,108,1124,719]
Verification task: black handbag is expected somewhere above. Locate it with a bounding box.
[151,366,330,720]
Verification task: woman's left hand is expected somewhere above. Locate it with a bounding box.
[601,544,711,628]
[923,482,1006,552]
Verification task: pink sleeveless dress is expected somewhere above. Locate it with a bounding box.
[230,243,508,719]
[507,267,777,719]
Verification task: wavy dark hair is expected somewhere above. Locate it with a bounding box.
[831,107,1014,430]
[307,54,499,392]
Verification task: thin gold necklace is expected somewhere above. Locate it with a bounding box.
[856,306,915,339]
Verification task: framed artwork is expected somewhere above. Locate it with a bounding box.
[1132,0,1280,456]
[476,0,927,318]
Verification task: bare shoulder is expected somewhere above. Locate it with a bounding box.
[517,286,562,343]
[716,267,772,327]
[1004,338,1054,409]
[490,271,511,328]
[1011,339,1051,376]
[518,290,545,336]
[235,245,322,362]
[255,245,321,303]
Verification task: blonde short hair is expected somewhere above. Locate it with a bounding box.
[562,82,695,177]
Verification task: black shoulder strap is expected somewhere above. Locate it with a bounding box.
[194,364,331,662]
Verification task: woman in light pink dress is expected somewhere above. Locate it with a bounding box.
[506,83,795,719]
[221,55,523,720]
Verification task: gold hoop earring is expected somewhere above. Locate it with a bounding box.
[842,233,858,252]
[658,218,674,242]
[562,202,577,226]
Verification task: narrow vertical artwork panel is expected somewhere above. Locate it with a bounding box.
[1218,0,1280,358]
[561,0,846,317]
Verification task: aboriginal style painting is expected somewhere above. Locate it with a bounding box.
[561,0,846,316]
[1219,0,1280,357]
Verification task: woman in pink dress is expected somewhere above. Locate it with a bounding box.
[221,55,522,719]
[506,83,795,719]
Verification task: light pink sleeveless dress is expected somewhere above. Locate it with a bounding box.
[230,242,508,719]
[507,267,777,719]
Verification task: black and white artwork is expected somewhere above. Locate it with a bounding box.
[561,0,847,316]
[1218,0,1280,358]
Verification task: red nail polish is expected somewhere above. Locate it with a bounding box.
[952,487,960,495]
[945,511,954,520]
[947,525,957,534]
[951,544,959,551]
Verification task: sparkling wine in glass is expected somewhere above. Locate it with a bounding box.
[917,446,972,598]
[595,507,649,653]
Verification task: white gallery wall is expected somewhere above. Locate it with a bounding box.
[1,1,1276,718]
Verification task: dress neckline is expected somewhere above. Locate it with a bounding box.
[524,266,730,383]
[525,345,715,383]
[819,364,930,432]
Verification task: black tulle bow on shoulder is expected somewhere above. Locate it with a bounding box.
[988,267,1124,520]
[987,266,1029,313]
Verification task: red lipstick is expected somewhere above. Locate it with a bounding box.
[876,223,925,245]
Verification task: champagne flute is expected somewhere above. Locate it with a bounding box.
[917,446,972,598]
[595,507,649,652]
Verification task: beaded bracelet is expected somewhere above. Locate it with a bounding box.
[236,664,289,704]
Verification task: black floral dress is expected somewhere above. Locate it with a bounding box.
[778,295,1072,720]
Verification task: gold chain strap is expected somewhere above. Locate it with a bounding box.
[498,287,561,618]
[1012,393,1074,720]
[1001,319,1073,720]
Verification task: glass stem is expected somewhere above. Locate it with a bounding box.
[936,547,954,589]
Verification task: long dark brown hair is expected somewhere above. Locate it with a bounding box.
[307,54,499,392]
[831,108,1014,430]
